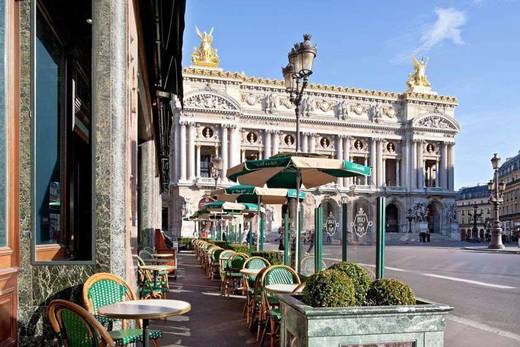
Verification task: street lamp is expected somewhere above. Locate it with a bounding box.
[209,155,223,189]
[488,153,506,249]
[406,208,415,233]
[468,204,482,241]
[282,34,317,153]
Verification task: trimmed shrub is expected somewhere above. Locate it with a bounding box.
[328,262,371,305]
[302,269,356,308]
[366,279,416,306]
[251,251,283,265]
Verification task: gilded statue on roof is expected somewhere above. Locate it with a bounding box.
[192,26,219,68]
[407,56,431,90]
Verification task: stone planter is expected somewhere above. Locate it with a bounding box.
[279,294,452,347]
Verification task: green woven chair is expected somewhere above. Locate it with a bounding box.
[134,255,168,299]
[242,256,271,324]
[48,299,115,347]
[223,253,249,296]
[82,273,162,346]
[218,250,236,293]
[260,265,300,347]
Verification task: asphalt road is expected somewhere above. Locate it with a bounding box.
[318,244,520,347]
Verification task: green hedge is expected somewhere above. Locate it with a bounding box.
[366,279,416,306]
[178,237,196,250]
[302,269,356,307]
[251,251,283,265]
[328,262,371,305]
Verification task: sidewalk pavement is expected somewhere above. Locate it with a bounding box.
[151,251,257,347]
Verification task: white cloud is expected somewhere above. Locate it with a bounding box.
[415,7,467,55]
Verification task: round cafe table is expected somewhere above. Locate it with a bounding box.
[98,299,191,347]
[265,283,305,294]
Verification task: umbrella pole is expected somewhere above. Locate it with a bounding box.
[256,197,261,252]
[295,173,301,273]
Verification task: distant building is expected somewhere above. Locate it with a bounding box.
[499,151,520,240]
[456,185,492,241]
[167,29,461,241]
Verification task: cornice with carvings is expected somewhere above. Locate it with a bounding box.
[183,67,458,105]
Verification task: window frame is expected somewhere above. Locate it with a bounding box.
[31,0,95,265]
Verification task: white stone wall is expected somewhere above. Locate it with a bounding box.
[167,68,460,238]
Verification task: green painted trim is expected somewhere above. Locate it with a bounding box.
[284,212,290,266]
[315,207,323,273]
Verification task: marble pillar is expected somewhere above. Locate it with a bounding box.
[229,125,240,167]
[440,142,448,190]
[418,141,424,189]
[265,131,272,158]
[302,133,309,153]
[401,138,409,187]
[396,159,401,187]
[411,140,417,189]
[93,0,128,277]
[309,134,316,153]
[195,144,201,178]
[188,123,195,181]
[221,126,228,172]
[272,131,279,155]
[344,137,351,186]
[179,122,187,181]
[448,144,455,191]
[370,139,377,186]
[337,135,344,186]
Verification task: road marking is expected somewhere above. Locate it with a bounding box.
[423,273,516,290]
[448,315,520,342]
[324,258,516,289]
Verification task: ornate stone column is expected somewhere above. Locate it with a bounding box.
[448,143,455,191]
[375,138,384,187]
[272,131,280,155]
[221,125,228,173]
[401,137,409,188]
[418,140,424,189]
[264,130,272,158]
[440,142,448,190]
[396,159,401,186]
[370,138,377,186]
[309,133,316,153]
[188,122,196,181]
[344,136,351,186]
[337,135,344,186]
[411,140,417,189]
[195,144,201,178]
[302,132,309,153]
[229,125,240,167]
[179,121,187,181]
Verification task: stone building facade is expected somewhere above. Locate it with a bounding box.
[167,32,460,240]
[456,185,492,241]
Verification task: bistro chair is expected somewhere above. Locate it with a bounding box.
[48,299,115,347]
[134,256,168,299]
[223,253,249,296]
[218,250,236,293]
[82,272,162,346]
[208,247,224,279]
[242,256,270,325]
[259,265,300,347]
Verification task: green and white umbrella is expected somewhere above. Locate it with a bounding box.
[203,200,245,213]
[227,152,371,271]
[227,153,370,189]
[212,184,305,252]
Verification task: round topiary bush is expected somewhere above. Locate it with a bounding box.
[328,262,371,305]
[302,269,356,308]
[366,279,416,306]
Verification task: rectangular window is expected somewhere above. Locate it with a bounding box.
[33,1,93,262]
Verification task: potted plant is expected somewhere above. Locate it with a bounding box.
[279,263,452,347]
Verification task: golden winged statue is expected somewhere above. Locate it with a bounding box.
[192,26,220,68]
[407,55,431,90]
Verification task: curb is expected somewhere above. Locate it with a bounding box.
[462,246,520,254]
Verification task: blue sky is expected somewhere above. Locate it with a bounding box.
[183,0,520,189]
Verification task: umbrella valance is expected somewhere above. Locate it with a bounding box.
[212,184,305,204]
[227,153,371,189]
[203,200,245,212]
